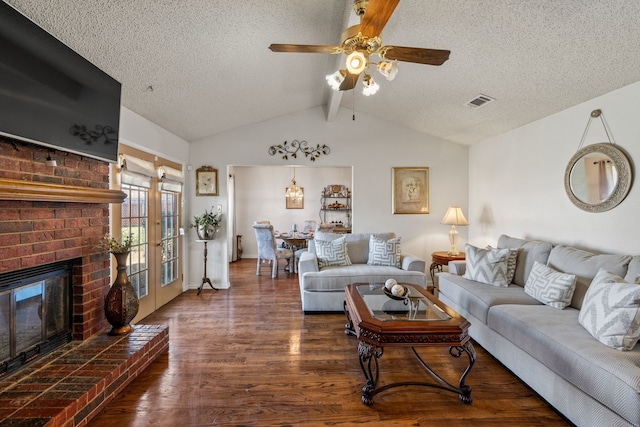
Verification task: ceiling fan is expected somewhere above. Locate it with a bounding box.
[269,0,450,95]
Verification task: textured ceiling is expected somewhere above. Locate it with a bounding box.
[5,0,640,145]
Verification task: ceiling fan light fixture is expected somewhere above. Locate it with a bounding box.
[377,59,398,81]
[362,74,379,96]
[326,69,346,91]
[346,51,367,75]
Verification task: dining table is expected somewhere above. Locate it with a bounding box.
[274,231,313,251]
[274,231,314,273]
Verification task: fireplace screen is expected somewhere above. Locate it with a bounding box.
[0,261,72,377]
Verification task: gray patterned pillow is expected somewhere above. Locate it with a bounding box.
[578,268,640,351]
[524,261,577,309]
[488,245,518,284]
[367,236,401,268]
[463,244,511,287]
[315,236,352,268]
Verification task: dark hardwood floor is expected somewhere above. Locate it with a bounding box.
[88,258,570,426]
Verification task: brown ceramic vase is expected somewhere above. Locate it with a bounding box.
[104,251,139,335]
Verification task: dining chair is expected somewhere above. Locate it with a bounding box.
[302,220,317,233]
[252,222,293,278]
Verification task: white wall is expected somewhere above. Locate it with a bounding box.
[189,106,470,289]
[469,81,640,254]
[231,165,352,258]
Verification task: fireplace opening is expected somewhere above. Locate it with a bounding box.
[0,260,74,378]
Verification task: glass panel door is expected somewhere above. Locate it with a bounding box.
[113,146,183,321]
[121,183,149,300]
[160,191,179,286]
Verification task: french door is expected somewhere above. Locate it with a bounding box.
[112,145,183,321]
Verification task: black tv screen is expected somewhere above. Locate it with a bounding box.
[0,2,121,163]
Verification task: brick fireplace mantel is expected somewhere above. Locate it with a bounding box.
[0,178,125,204]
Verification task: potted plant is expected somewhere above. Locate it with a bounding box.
[96,233,133,254]
[190,207,222,240]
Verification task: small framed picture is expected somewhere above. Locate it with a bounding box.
[196,166,218,196]
[392,167,430,214]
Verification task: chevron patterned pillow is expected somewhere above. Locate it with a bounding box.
[524,261,577,309]
[315,236,352,268]
[487,245,518,284]
[578,268,640,351]
[367,236,401,267]
[463,244,511,287]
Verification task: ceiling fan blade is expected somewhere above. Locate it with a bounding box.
[383,46,451,66]
[359,0,400,38]
[269,44,339,54]
[339,72,360,91]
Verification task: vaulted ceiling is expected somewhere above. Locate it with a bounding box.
[6,0,640,145]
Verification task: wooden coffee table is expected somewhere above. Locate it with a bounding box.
[344,283,475,406]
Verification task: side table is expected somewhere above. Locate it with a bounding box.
[430,251,465,293]
[196,239,217,295]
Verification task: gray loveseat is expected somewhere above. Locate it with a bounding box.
[437,234,640,427]
[298,231,426,312]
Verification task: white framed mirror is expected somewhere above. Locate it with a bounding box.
[564,143,633,212]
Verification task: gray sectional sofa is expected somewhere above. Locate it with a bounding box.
[298,231,426,312]
[437,234,640,427]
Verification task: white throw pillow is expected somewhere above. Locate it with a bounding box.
[315,236,352,268]
[524,261,576,309]
[367,236,401,268]
[578,268,640,351]
[463,244,511,287]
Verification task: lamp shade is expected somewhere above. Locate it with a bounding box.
[362,74,379,96]
[326,69,346,91]
[441,206,469,226]
[377,60,399,81]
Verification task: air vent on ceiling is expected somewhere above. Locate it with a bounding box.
[464,94,495,109]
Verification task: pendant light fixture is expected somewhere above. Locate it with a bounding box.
[285,167,304,203]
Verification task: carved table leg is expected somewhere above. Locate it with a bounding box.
[429,261,443,292]
[450,341,476,403]
[343,301,355,336]
[358,341,383,406]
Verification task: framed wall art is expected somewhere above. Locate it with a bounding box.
[392,167,430,214]
[196,166,218,196]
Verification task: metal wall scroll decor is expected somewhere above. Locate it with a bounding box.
[70,124,117,145]
[268,140,330,161]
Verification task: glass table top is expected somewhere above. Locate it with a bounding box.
[356,283,451,322]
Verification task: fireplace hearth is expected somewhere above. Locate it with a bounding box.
[0,260,74,378]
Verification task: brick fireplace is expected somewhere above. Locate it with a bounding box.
[0,135,121,340]
[0,136,169,426]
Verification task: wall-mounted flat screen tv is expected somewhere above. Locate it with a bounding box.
[0,2,121,163]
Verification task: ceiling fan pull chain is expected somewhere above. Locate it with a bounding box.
[352,90,356,121]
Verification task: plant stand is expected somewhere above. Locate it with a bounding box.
[196,240,217,295]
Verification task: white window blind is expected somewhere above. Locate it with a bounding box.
[157,165,184,193]
[118,154,155,188]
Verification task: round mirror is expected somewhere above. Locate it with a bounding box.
[564,143,633,212]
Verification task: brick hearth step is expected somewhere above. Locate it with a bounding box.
[0,324,169,427]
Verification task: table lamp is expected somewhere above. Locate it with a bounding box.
[441,206,469,256]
